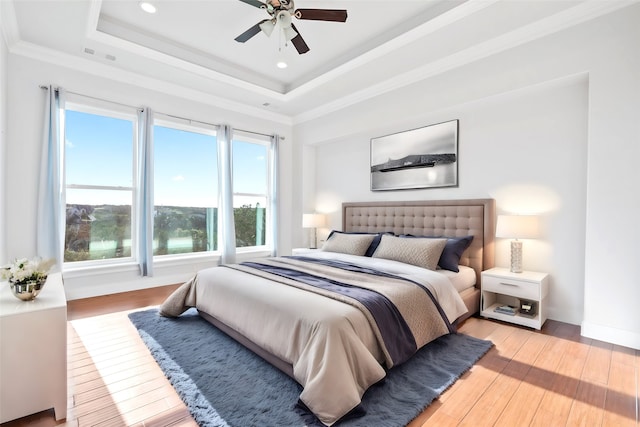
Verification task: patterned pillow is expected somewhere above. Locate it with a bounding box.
[325,230,392,256]
[372,235,447,270]
[321,233,377,256]
[400,235,474,272]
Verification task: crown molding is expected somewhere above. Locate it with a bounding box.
[10,40,293,126]
[83,0,495,103]
[283,0,497,101]
[5,0,638,125]
[292,0,639,124]
[85,0,288,98]
[86,16,286,99]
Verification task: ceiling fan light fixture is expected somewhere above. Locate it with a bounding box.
[259,19,276,37]
[235,0,347,54]
[277,10,292,26]
[139,2,157,14]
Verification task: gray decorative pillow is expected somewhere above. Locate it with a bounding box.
[321,233,376,256]
[372,235,447,270]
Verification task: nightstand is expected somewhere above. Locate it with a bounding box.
[481,267,549,330]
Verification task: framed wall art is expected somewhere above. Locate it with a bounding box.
[370,119,458,191]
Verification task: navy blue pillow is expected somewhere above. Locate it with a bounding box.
[399,235,474,272]
[326,230,393,257]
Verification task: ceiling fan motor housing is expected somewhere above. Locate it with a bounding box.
[266,0,294,15]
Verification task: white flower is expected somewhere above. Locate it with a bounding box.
[1,257,55,285]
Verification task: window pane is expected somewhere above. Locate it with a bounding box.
[233,140,267,194]
[153,125,218,255]
[65,110,133,187]
[234,196,267,248]
[65,189,132,262]
[64,105,135,265]
[233,139,269,248]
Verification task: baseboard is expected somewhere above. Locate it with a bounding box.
[62,251,270,300]
[64,272,193,300]
[547,307,582,326]
[581,321,640,350]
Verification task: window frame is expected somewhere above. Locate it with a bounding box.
[60,100,276,274]
[152,115,220,260]
[62,97,139,269]
[231,130,273,253]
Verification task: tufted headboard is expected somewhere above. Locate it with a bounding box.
[342,199,495,285]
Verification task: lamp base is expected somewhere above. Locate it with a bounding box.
[308,228,317,249]
[510,240,523,273]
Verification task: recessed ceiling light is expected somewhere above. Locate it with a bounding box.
[276,61,288,69]
[139,2,157,14]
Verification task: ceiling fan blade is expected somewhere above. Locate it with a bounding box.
[294,9,348,22]
[238,0,266,9]
[234,20,268,43]
[289,23,309,54]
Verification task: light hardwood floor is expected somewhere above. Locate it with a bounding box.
[2,285,638,427]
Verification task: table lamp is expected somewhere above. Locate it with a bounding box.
[495,214,540,273]
[302,213,326,249]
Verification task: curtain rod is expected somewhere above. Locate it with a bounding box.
[40,85,140,111]
[155,112,219,129]
[235,127,284,140]
[40,85,283,140]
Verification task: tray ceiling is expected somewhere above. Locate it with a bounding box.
[2,0,634,122]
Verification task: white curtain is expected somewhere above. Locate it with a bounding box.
[37,86,65,272]
[217,125,236,264]
[137,108,154,276]
[269,134,280,257]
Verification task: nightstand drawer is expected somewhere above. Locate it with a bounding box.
[482,275,538,300]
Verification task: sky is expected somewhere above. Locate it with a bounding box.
[64,109,268,208]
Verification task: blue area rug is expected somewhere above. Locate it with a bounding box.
[128,308,492,427]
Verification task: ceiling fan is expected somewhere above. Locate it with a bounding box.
[234,0,348,54]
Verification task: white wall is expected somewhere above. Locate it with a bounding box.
[313,74,588,326]
[4,55,294,299]
[580,10,640,350]
[296,6,640,349]
[0,19,7,264]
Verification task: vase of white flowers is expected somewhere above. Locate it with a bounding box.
[1,257,55,301]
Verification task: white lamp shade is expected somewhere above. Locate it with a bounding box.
[496,215,540,239]
[302,213,326,228]
[259,19,276,37]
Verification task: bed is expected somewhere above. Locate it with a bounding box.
[340,199,495,324]
[160,198,495,426]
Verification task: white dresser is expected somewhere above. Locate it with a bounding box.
[0,273,67,422]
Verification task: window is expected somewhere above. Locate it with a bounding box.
[153,120,218,256]
[64,103,136,263]
[61,99,275,270]
[232,132,271,249]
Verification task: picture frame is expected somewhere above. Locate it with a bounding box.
[370,119,459,191]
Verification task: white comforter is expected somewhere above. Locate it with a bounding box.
[160,252,467,426]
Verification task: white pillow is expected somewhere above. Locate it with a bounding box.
[372,235,447,270]
[321,233,376,256]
